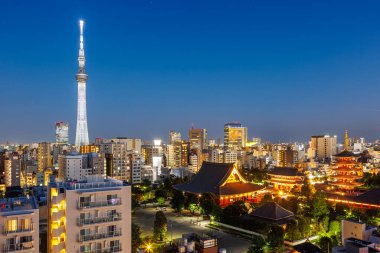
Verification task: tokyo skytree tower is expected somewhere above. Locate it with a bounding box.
[75,20,89,147]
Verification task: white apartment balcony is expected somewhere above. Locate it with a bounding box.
[51,209,65,220]
[77,213,122,226]
[52,241,65,252]
[51,226,65,237]
[78,229,122,242]
[3,223,35,235]
[77,198,122,209]
[3,241,34,252]
[79,244,122,253]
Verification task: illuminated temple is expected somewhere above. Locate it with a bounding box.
[329,130,364,191]
[174,162,265,206]
[329,150,363,191]
[267,167,305,192]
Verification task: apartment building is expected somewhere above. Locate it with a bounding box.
[0,197,39,252]
[47,175,131,253]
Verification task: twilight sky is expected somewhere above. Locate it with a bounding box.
[1,0,380,144]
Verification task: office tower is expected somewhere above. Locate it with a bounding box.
[211,149,224,163]
[141,140,163,167]
[180,141,189,167]
[308,135,337,161]
[75,20,89,148]
[224,122,248,149]
[100,142,130,182]
[58,153,105,181]
[47,175,131,253]
[344,130,349,150]
[4,153,21,187]
[165,144,176,168]
[80,145,99,154]
[0,197,39,252]
[111,138,142,154]
[38,142,52,173]
[224,150,238,164]
[55,122,69,144]
[188,127,207,150]
[169,131,181,145]
[131,156,143,184]
[278,146,298,167]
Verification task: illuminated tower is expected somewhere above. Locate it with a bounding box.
[75,20,89,148]
[344,130,349,151]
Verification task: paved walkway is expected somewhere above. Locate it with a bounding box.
[133,207,252,253]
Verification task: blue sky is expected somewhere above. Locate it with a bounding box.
[1,0,380,143]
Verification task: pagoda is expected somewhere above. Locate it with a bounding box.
[329,130,364,191]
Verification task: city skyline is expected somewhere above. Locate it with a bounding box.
[1,1,380,143]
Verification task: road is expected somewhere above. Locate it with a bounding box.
[133,207,251,253]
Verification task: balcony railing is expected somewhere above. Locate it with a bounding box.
[77,199,122,209]
[79,245,122,253]
[3,242,34,252]
[3,223,34,235]
[78,229,122,242]
[77,214,122,226]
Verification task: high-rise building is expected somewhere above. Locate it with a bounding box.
[0,197,39,252]
[75,20,90,148]
[47,175,131,253]
[308,135,337,161]
[278,146,298,167]
[224,122,248,149]
[189,127,207,150]
[55,122,69,144]
[169,131,181,145]
[100,142,130,182]
[38,142,52,173]
[4,153,21,187]
[111,138,142,154]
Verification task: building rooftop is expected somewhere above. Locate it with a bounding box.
[293,242,322,253]
[53,175,125,191]
[268,167,304,177]
[334,150,359,157]
[0,196,38,213]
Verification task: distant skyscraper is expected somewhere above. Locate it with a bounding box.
[75,20,89,148]
[38,142,52,173]
[169,130,181,145]
[189,127,207,150]
[55,122,69,144]
[224,122,248,149]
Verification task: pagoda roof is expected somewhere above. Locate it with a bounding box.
[251,202,294,221]
[174,162,264,196]
[268,167,304,177]
[334,150,359,157]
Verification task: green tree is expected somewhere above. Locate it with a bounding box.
[298,217,311,238]
[301,177,316,200]
[199,193,216,215]
[132,223,143,253]
[211,204,223,221]
[260,194,273,205]
[247,235,266,253]
[171,190,185,212]
[267,225,284,251]
[142,179,151,187]
[153,211,167,241]
[185,193,199,209]
[286,219,301,241]
[311,191,329,220]
[155,189,168,201]
[189,203,199,214]
[156,197,165,206]
[319,236,332,253]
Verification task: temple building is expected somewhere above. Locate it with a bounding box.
[174,162,265,206]
[267,167,305,192]
[329,149,363,191]
[246,202,295,225]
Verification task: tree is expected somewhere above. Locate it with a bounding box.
[211,204,223,221]
[189,203,199,214]
[185,193,199,209]
[132,223,143,253]
[247,236,266,253]
[260,194,273,205]
[199,193,216,215]
[267,225,284,250]
[301,178,316,200]
[155,189,168,201]
[311,191,329,220]
[142,179,151,187]
[153,211,167,241]
[156,197,165,206]
[286,219,301,241]
[298,216,311,238]
[171,190,185,212]
[328,220,341,242]
[319,236,332,253]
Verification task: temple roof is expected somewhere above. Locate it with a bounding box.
[251,202,294,221]
[293,242,322,253]
[174,162,264,196]
[355,189,380,206]
[334,150,359,157]
[268,167,304,177]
